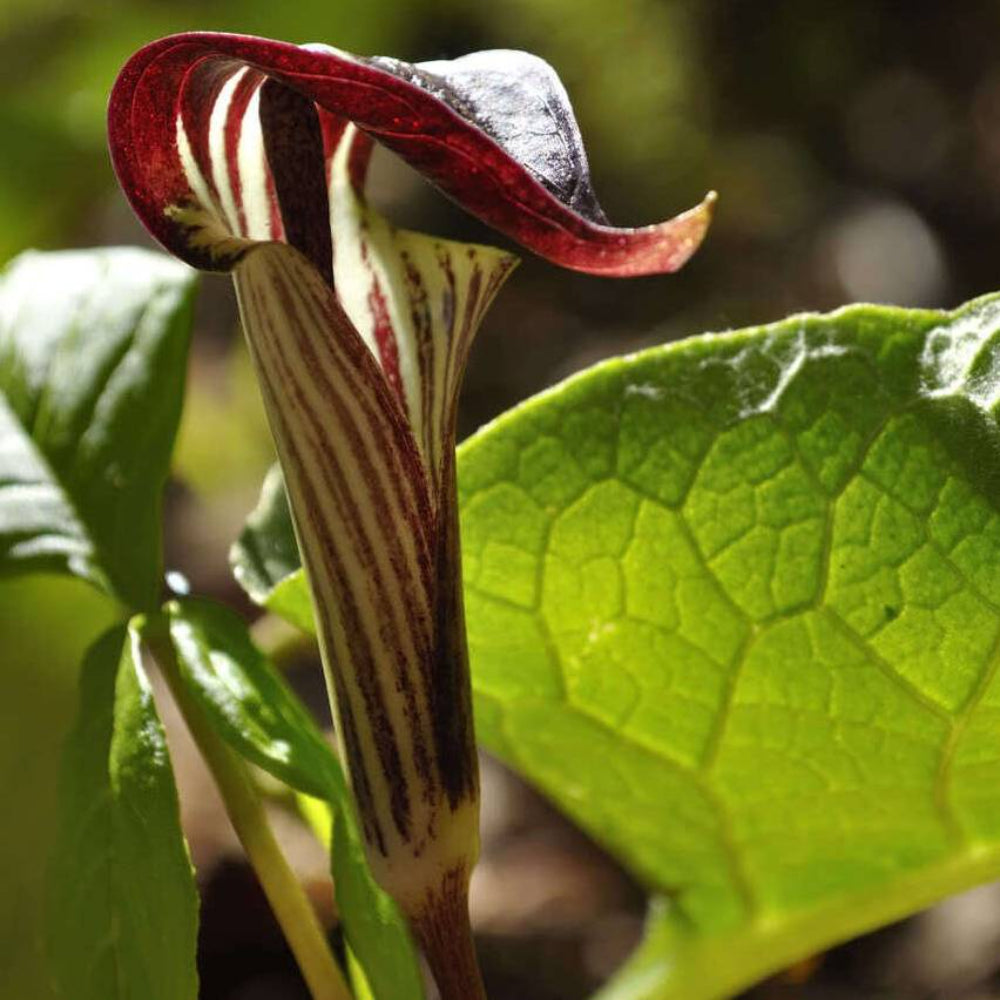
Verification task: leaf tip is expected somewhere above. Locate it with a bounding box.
[649,188,717,275]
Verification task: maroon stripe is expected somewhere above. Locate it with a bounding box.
[330,657,387,855]
[400,249,435,465]
[355,224,405,409]
[436,246,457,354]
[179,56,236,212]
[316,104,350,182]
[428,245,459,488]
[265,166,283,241]
[352,217,406,409]
[367,274,405,405]
[260,79,334,285]
[429,458,478,807]
[423,258,481,807]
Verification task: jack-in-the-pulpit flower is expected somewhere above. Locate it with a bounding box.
[108,32,713,998]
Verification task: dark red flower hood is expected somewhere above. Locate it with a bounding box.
[108,32,713,278]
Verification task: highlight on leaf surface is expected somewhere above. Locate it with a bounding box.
[108,31,713,278]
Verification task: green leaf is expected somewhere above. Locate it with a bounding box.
[166,599,424,1000]
[238,292,1000,997]
[230,465,316,633]
[0,248,196,609]
[46,622,198,1000]
[0,574,118,1000]
[460,292,1000,997]
[166,597,337,799]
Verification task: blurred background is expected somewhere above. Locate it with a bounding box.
[4,0,1000,997]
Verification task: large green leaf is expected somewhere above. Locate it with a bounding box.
[0,248,196,609]
[165,599,424,1000]
[233,292,1000,997]
[46,622,198,1000]
[461,292,1000,997]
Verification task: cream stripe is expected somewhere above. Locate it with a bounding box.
[176,114,216,215]
[329,126,424,436]
[208,68,246,235]
[237,86,274,240]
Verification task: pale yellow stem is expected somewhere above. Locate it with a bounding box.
[145,623,351,1000]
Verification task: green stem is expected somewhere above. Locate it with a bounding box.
[250,612,318,669]
[144,622,351,1000]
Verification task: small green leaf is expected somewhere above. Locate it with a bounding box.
[167,597,337,798]
[0,248,196,608]
[166,599,424,1000]
[230,464,315,632]
[46,622,198,1000]
[237,292,1000,997]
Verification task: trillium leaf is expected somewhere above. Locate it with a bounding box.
[0,248,196,609]
[46,623,198,1000]
[165,598,424,1000]
[238,292,1000,998]
[108,32,713,278]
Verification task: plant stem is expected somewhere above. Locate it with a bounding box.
[250,611,318,669]
[410,868,487,1000]
[144,623,351,1000]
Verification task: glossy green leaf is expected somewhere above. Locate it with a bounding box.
[46,622,198,1000]
[236,292,1000,997]
[0,248,196,609]
[165,599,424,1000]
[167,597,337,799]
